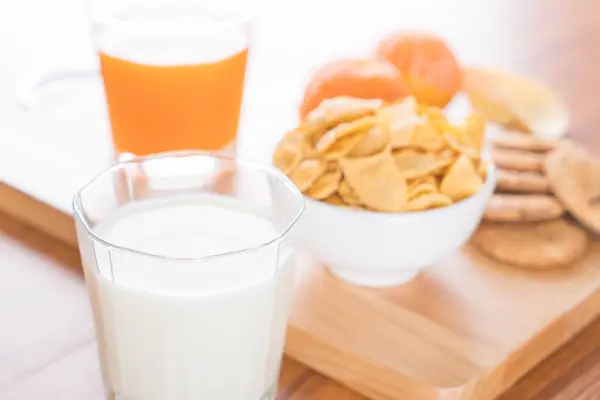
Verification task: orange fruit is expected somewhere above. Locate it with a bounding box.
[375,33,462,108]
[299,58,408,119]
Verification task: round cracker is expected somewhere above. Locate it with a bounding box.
[471,219,588,269]
[492,130,558,153]
[483,194,565,222]
[496,169,551,194]
[545,143,600,234]
[492,148,545,172]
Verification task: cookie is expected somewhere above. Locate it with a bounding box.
[545,143,600,234]
[471,219,589,269]
[492,130,558,153]
[484,194,565,222]
[492,148,545,172]
[496,169,551,194]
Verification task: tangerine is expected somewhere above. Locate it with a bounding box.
[299,58,408,119]
[375,33,462,108]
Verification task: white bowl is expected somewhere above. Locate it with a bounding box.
[298,166,497,288]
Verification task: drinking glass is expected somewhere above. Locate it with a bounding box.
[90,1,253,159]
[73,152,304,400]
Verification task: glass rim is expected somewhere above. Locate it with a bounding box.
[90,5,254,38]
[73,150,305,264]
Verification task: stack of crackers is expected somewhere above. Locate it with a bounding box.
[471,131,600,269]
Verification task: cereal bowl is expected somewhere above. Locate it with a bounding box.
[297,164,497,287]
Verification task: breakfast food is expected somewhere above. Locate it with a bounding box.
[463,68,570,139]
[273,96,488,212]
[375,33,462,108]
[305,165,343,200]
[483,129,561,219]
[545,143,600,234]
[483,194,565,222]
[339,152,407,212]
[492,148,545,172]
[298,58,408,118]
[471,219,589,269]
[496,169,551,194]
[476,129,597,269]
[288,159,327,192]
[440,154,484,201]
[491,130,558,153]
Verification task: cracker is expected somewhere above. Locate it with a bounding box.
[483,194,565,222]
[492,148,545,172]
[492,130,558,153]
[545,143,600,234]
[496,169,551,194]
[471,219,588,269]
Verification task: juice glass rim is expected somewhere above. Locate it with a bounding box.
[73,150,305,264]
[90,5,253,38]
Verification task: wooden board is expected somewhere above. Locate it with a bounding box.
[3,180,600,400]
[285,244,600,400]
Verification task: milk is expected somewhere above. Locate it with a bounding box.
[78,193,295,400]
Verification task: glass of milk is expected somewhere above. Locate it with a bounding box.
[73,151,304,400]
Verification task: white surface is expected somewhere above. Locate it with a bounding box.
[0,0,518,214]
[77,193,295,399]
[299,167,497,287]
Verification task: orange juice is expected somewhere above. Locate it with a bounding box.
[100,50,248,156]
[93,8,251,156]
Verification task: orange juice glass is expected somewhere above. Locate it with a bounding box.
[91,7,252,159]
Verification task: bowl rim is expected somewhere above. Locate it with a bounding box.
[305,162,497,219]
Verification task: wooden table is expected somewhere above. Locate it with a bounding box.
[2,0,600,398]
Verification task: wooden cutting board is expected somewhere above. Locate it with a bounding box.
[285,243,600,400]
[3,181,600,399]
